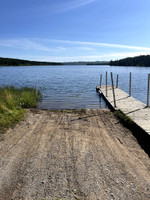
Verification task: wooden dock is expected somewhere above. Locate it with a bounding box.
[97,85,150,135]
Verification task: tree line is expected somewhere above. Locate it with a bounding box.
[110,55,150,67]
[1,55,150,67]
[0,57,62,66]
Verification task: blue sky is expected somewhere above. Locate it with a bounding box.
[1,0,150,62]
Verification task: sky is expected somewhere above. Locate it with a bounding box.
[1,0,150,62]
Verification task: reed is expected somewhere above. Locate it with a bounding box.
[0,86,41,132]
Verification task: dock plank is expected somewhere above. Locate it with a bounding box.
[97,85,150,134]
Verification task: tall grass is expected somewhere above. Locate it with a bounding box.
[0,86,41,133]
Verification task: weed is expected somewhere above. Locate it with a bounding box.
[114,110,133,128]
[114,109,150,156]
[53,109,87,114]
[0,86,41,133]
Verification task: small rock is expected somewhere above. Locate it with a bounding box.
[110,193,114,200]
[41,181,45,184]
[73,189,77,193]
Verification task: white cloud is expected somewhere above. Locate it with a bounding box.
[1,37,150,62]
[34,0,97,15]
[75,46,95,51]
[1,38,150,53]
[0,39,66,52]
[45,39,150,51]
[60,0,97,11]
[13,51,149,62]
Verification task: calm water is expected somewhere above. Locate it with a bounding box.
[0,65,149,109]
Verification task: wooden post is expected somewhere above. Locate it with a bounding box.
[100,74,102,88]
[116,74,119,88]
[147,74,150,107]
[111,72,116,108]
[106,71,107,97]
[99,95,102,108]
[129,72,131,97]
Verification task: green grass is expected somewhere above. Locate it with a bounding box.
[114,110,133,128]
[52,109,87,114]
[55,198,81,200]
[41,198,81,200]
[0,86,41,133]
[114,109,150,156]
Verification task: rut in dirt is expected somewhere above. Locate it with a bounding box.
[0,109,150,200]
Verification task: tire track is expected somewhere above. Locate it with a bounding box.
[0,109,150,200]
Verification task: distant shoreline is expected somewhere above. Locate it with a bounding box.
[0,57,109,66]
[1,55,150,67]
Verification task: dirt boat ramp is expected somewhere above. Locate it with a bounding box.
[0,109,150,200]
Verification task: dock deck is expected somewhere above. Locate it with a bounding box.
[97,85,150,134]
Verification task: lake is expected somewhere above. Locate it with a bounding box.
[0,65,149,109]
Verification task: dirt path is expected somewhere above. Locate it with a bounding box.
[0,109,150,200]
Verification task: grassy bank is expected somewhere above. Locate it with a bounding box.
[0,86,41,133]
[114,110,150,156]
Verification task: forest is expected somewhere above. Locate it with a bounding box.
[1,55,150,67]
[110,55,150,67]
[0,57,62,66]
[0,57,109,66]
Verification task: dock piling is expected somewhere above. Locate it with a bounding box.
[97,72,150,134]
[100,74,102,88]
[116,74,119,88]
[129,72,132,97]
[111,72,116,108]
[147,74,150,107]
[106,72,108,97]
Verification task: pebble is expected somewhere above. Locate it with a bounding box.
[110,193,115,200]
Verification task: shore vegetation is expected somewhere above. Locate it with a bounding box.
[0,86,41,133]
[110,55,150,66]
[0,57,62,66]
